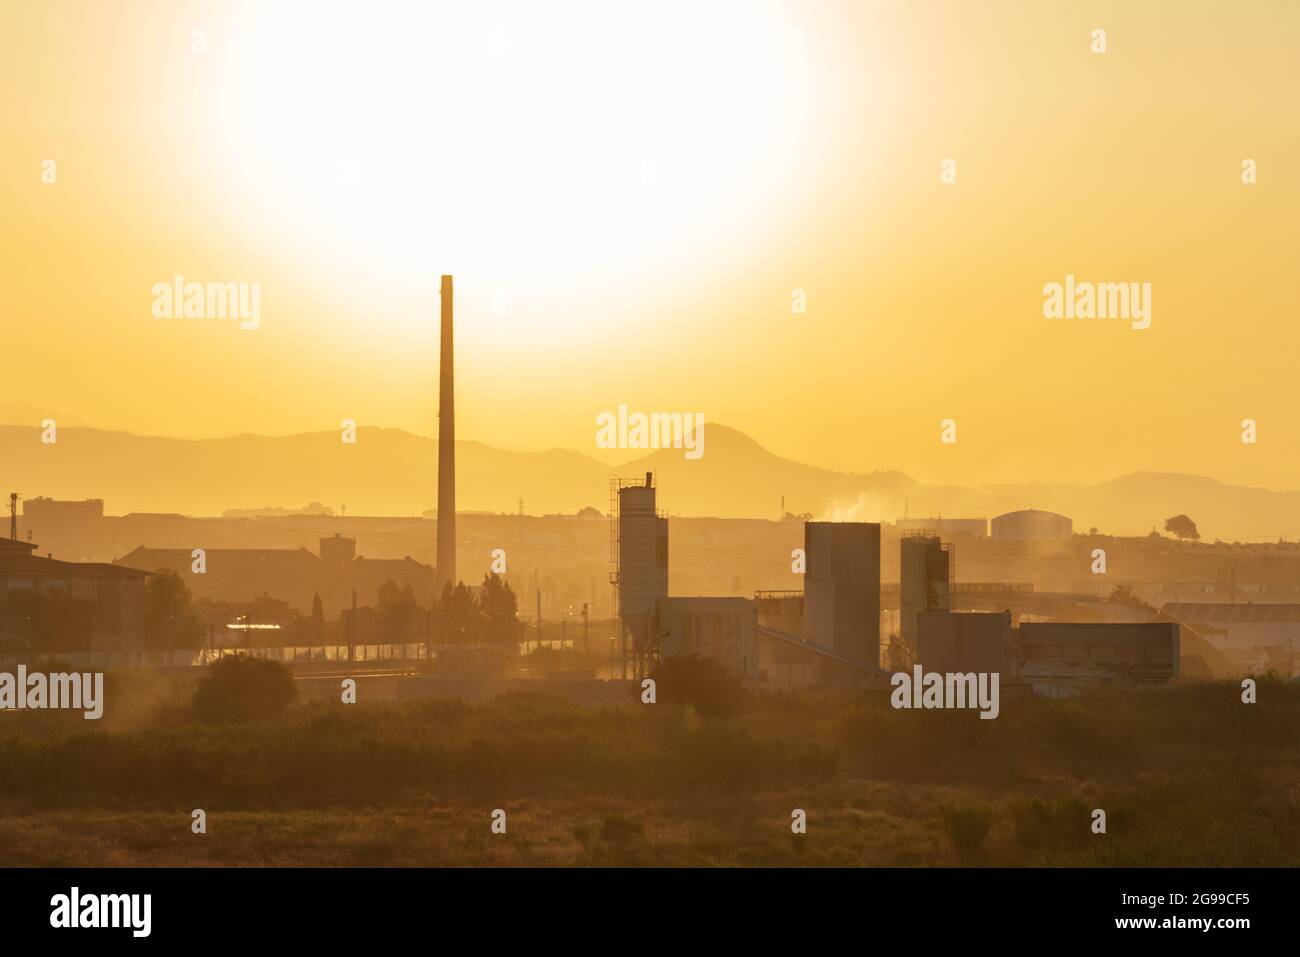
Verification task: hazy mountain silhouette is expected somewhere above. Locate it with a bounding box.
[0,403,90,428]
[618,424,920,520]
[0,425,609,518]
[2,423,1299,540]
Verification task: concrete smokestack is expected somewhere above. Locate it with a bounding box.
[437,275,456,593]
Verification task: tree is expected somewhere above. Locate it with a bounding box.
[647,655,749,717]
[192,655,297,723]
[310,590,325,638]
[478,572,522,645]
[435,580,478,641]
[377,580,418,640]
[145,569,205,649]
[1163,514,1200,542]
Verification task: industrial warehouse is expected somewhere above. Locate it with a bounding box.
[610,473,1180,698]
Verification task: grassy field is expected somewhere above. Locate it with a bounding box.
[1,672,1296,866]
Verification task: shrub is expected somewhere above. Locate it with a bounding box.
[647,655,749,717]
[595,813,646,864]
[192,655,297,723]
[939,802,994,865]
[1011,797,1090,851]
[599,813,644,849]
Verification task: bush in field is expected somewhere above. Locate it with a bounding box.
[600,813,644,849]
[647,655,749,717]
[939,802,994,865]
[192,655,297,723]
[1011,797,1091,852]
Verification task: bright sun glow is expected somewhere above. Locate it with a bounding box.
[218,0,814,303]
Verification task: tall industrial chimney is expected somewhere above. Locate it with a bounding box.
[437,275,456,593]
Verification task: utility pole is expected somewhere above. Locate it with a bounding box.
[536,588,542,649]
[8,493,17,540]
[349,587,357,663]
[582,602,590,655]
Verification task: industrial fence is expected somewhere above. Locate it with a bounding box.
[0,641,519,672]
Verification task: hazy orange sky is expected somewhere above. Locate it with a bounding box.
[4,0,1298,489]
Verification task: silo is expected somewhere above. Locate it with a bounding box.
[991,509,1072,541]
[803,522,880,683]
[615,473,668,677]
[900,534,951,651]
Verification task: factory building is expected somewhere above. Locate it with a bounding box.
[613,482,883,686]
[319,533,357,565]
[658,596,757,680]
[1015,621,1179,691]
[21,496,104,534]
[613,494,1185,696]
[916,611,1011,675]
[1160,602,1300,652]
[754,590,819,689]
[900,534,951,653]
[1161,602,1299,676]
[991,509,1073,541]
[0,537,148,652]
[803,521,881,686]
[115,542,434,617]
[896,517,987,538]
[15,497,106,562]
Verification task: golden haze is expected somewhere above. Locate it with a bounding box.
[3,0,1298,491]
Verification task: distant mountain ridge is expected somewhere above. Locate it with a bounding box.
[2,423,1298,541]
